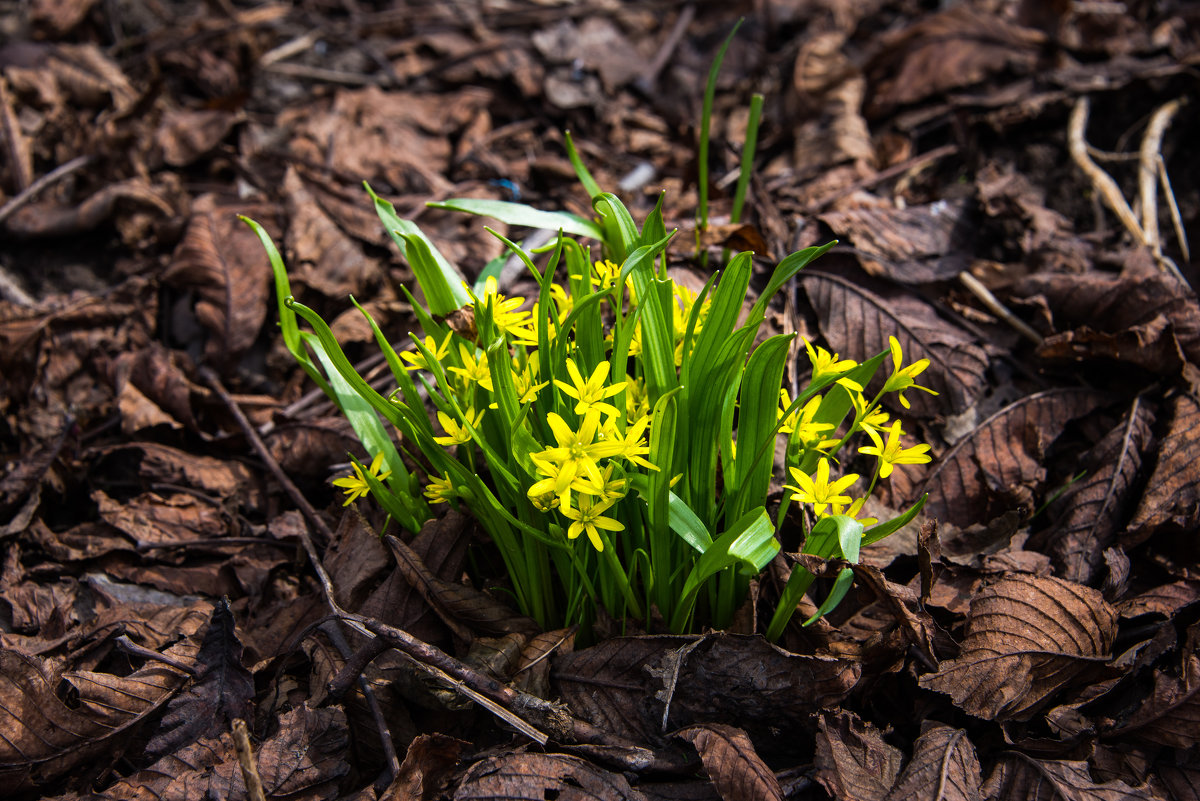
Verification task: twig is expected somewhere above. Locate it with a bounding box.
[232,719,268,801]
[115,634,198,675]
[0,155,91,228]
[261,62,384,86]
[1138,97,1186,271]
[200,366,552,750]
[1068,96,1186,285]
[958,271,1043,345]
[635,4,695,95]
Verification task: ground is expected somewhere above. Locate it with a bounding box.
[1,1,1199,799]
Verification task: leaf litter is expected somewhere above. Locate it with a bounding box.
[1,1,1199,800]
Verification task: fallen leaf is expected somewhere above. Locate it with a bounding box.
[866,4,1043,114]
[156,107,238,167]
[144,599,254,760]
[453,752,647,801]
[1125,393,1200,545]
[884,725,983,801]
[380,733,467,801]
[678,723,784,801]
[1042,398,1155,584]
[1110,654,1200,750]
[918,388,1105,527]
[819,198,975,284]
[804,269,988,417]
[981,753,1151,801]
[164,193,274,366]
[919,574,1117,721]
[814,709,904,801]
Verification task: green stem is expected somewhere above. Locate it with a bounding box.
[598,530,644,621]
[765,562,816,641]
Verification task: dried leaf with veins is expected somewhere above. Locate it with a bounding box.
[982,753,1151,801]
[884,725,983,801]
[814,709,904,801]
[453,752,646,801]
[917,388,1104,526]
[678,723,784,801]
[1125,393,1200,546]
[1110,654,1200,750]
[803,270,988,417]
[919,574,1116,721]
[1043,398,1154,585]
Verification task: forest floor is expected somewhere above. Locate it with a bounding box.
[1,1,1199,799]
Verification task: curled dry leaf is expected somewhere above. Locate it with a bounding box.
[918,388,1105,527]
[981,753,1151,801]
[1125,393,1200,546]
[1043,398,1155,585]
[814,709,904,801]
[453,752,646,801]
[1110,654,1200,750]
[284,167,382,298]
[1017,269,1200,367]
[678,723,784,801]
[803,270,988,417]
[164,193,274,366]
[883,725,983,801]
[382,733,468,801]
[919,574,1117,721]
[4,179,174,238]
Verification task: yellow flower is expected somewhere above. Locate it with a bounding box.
[602,415,658,471]
[779,392,837,452]
[555,358,626,418]
[625,375,649,421]
[592,259,621,291]
[535,410,624,496]
[434,407,484,446]
[803,338,861,390]
[474,276,533,340]
[593,462,629,503]
[881,336,937,409]
[400,331,452,372]
[447,343,494,392]
[785,458,860,516]
[826,496,879,526]
[512,359,549,405]
[859,420,932,478]
[331,452,392,506]
[561,494,624,551]
[424,473,457,504]
[850,391,890,438]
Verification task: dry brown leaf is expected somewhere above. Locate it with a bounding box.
[819,199,974,284]
[918,388,1105,527]
[144,600,254,760]
[384,533,540,639]
[866,4,1043,114]
[919,574,1117,721]
[1042,399,1155,585]
[1156,764,1200,801]
[678,723,784,801]
[4,179,174,237]
[156,108,238,167]
[884,725,983,801]
[804,270,988,417]
[1110,654,1200,750]
[381,733,467,801]
[283,167,382,298]
[164,193,274,366]
[1125,394,1200,545]
[1117,581,1200,620]
[1017,270,1200,367]
[814,709,904,801]
[454,752,647,801]
[981,753,1152,801]
[93,489,227,548]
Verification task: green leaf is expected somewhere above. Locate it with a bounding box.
[728,333,795,520]
[862,494,927,547]
[564,130,603,200]
[594,193,640,262]
[749,241,836,320]
[366,183,471,314]
[240,216,334,400]
[427,198,604,241]
[670,507,776,632]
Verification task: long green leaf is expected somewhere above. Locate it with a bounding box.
[427,198,604,241]
[366,183,471,314]
[670,507,776,632]
[728,334,795,519]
